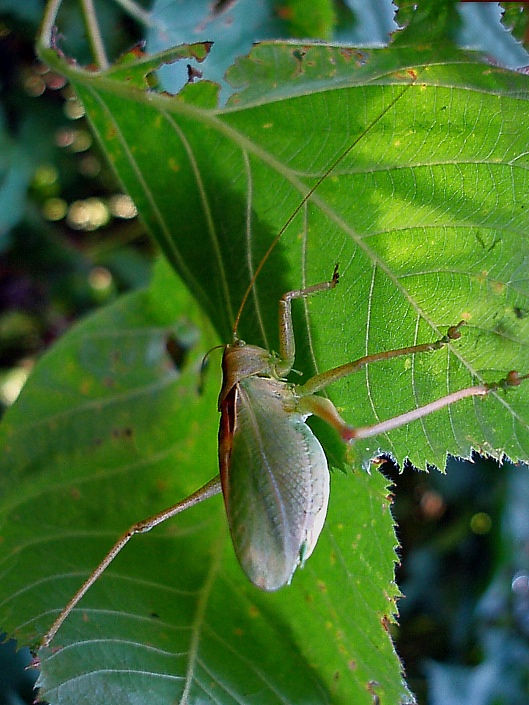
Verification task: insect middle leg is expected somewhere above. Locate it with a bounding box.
[296,324,524,443]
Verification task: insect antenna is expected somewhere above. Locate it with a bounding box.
[199,343,226,393]
[231,74,420,338]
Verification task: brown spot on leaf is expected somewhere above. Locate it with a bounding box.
[367,680,381,705]
[112,427,134,440]
[166,334,186,369]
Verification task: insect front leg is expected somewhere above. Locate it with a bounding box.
[275,265,340,377]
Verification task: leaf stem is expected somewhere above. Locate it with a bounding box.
[114,0,156,28]
[80,0,109,70]
[37,0,63,52]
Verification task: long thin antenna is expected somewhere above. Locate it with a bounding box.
[232,74,419,335]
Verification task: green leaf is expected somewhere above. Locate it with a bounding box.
[36,38,529,470]
[5,19,528,705]
[393,0,460,44]
[275,0,337,39]
[0,260,409,704]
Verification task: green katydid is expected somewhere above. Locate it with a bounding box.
[40,89,529,649]
[41,266,527,646]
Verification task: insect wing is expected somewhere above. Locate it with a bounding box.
[219,375,330,591]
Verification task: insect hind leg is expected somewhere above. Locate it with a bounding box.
[299,370,526,444]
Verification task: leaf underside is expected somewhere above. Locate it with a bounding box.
[42,40,529,471]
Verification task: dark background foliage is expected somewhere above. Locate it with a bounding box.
[1,2,528,704]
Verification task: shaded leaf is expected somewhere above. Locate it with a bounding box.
[0,261,409,704]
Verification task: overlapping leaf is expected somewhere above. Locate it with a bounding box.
[0,261,410,704]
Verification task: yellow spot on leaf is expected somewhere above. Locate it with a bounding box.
[492,281,505,295]
[80,379,92,395]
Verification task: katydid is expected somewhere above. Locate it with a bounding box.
[41,258,527,646]
[40,90,528,649]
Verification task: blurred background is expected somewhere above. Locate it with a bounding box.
[0,2,528,703]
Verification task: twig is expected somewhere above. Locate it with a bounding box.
[80,0,109,70]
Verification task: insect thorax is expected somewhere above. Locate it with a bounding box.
[219,341,280,407]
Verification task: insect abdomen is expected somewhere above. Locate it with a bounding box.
[220,375,329,590]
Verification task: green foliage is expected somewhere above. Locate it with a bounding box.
[1,2,529,704]
[395,455,529,705]
[0,260,409,704]
[275,0,337,39]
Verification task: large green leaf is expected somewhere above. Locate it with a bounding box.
[36,37,529,471]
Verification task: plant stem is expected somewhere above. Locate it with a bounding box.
[80,0,109,70]
[114,0,157,28]
[37,0,63,52]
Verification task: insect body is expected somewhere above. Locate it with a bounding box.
[219,356,330,590]
[41,260,527,647]
[218,273,341,590]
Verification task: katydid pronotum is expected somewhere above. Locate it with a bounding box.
[40,89,528,650]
